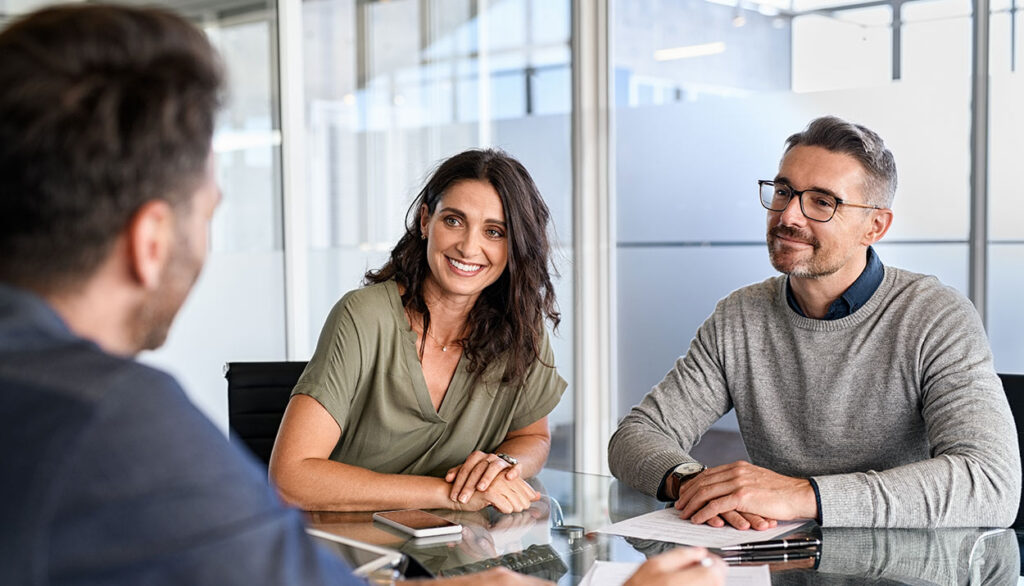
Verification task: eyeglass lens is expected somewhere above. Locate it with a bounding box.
[760,182,837,222]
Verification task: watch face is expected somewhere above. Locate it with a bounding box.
[674,462,704,476]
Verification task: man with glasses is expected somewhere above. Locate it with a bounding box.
[609,116,1020,529]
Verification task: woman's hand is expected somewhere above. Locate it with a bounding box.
[456,524,498,559]
[485,508,541,552]
[426,567,553,585]
[450,473,540,514]
[446,450,521,505]
[453,505,545,561]
[479,473,540,514]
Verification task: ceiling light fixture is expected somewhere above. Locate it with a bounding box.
[653,41,727,61]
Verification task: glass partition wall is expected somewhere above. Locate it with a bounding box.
[128,0,289,431]
[611,0,987,430]
[300,0,576,468]
[989,0,1024,374]
[155,3,289,431]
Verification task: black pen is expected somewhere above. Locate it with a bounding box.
[721,550,818,564]
[718,537,821,551]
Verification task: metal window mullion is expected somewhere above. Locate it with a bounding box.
[278,0,312,359]
[571,0,613,476]
[1012,0,1018,72]
[892,0,902,80]
[969,0,989,325]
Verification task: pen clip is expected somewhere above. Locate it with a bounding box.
[721,548,821,564]
[718,536,821,552]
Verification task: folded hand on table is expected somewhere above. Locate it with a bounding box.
[446,450,522,504]
[448,472,539,514]
[674,460,816,530]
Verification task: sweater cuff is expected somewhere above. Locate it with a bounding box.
[812,473,875,527]
[634,450,691,498]
[808,477,823,524]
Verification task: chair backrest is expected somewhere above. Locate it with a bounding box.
[998,373,1024,529]
[225,361,307,466]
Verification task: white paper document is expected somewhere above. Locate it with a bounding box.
[579,560,771,586]
[597,508,807,547]
[577,561,636,586]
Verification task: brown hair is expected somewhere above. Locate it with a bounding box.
[366,149,560,384]
[0,4,223,292]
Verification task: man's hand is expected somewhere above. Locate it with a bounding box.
[624,547,726,586]
[674,461,816,529]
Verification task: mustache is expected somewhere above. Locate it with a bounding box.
[768,225,819,249]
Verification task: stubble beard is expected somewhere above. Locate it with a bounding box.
[132,232,203,353]
[766,224,842,279]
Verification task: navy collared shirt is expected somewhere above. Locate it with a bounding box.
[786,246,884,320]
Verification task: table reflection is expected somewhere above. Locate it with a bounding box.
[305,468,1020,584]
[801,527,1018,585]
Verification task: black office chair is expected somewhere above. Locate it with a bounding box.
[1001,373,1024,576]
[225,361,307,466]
[998,374,1024,528]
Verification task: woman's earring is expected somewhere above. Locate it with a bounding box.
[421,233,427,240]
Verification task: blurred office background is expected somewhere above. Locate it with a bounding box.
[1,0,1021,473]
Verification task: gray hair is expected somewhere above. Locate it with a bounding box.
[784,116,897,208]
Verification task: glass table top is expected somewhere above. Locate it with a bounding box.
[305,468,1020,584]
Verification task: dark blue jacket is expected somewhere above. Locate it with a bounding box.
[0,284,364,585]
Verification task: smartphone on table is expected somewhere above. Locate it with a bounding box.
[373,509,463,538]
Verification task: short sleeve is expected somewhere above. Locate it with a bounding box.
[292,293,365,432]
[509,328,568,431]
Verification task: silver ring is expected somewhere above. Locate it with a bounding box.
[496,452,518,466]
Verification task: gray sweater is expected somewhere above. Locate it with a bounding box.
[608,267,1021,528]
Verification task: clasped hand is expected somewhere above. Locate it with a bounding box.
[446,450,539,514]
[674,460,816,530]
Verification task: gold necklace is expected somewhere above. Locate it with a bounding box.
[424,326,459,352]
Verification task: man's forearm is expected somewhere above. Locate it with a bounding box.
[609,325,731,496]
[608,418,695,497]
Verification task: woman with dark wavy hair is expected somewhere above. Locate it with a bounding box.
[269,149,566,513]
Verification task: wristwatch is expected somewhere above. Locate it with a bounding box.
[668,462,706,498]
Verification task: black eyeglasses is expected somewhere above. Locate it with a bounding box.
[758,180,882,223]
